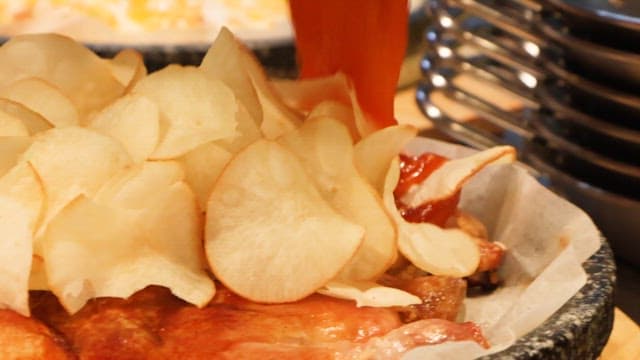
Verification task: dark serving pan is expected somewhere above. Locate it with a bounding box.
[541,0,640,51]
[529,125,640,201]
[535,85,640,166]
[536,15,640,92]
[541,60,640,130]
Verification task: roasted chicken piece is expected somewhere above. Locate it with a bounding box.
[30,287,183,360]
[0,308,73,360]
[25,285,488,359]
[380,274,467,322]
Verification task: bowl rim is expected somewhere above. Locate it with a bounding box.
[482,238,616,359]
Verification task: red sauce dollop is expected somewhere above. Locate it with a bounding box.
[394,153,460,227]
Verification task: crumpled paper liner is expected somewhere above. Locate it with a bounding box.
[401,138,602,359]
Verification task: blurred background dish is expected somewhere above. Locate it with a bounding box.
[418,0,640,271]
[0,0,293,46]
[542,0,640,50]
[0,1,430,78]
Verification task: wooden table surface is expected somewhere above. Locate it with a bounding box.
[393,86,640,360]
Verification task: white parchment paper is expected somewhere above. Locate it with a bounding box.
[401,138,602,359]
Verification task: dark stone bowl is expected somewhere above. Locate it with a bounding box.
[483,239,616,359]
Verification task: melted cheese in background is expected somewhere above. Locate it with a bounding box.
[0,0,292,45]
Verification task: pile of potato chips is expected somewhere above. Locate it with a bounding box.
[0,29,514,317]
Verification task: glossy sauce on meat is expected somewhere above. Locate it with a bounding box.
[23,285,489,359]
[0,309,73,359]
[152,288,403,359]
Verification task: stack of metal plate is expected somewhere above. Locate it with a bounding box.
[417,0,640,266]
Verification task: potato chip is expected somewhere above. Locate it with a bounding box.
[349,85,378,138]
[92,161,211,282]
[230,35,301,139]
[0,110,29,137]
[278,118,396,280]
[89,93,160,163]
[399,146,516,207]
[93,161,208,271]
[0,99,52,135]
[0,163,44,316]
[0,34,124,117]
[383,157,480,277]
[273,73,352,113]
[28,255,48,291]
[107,49,147,91]
[42,194,214,314]
[200,27,262,124]
[215,102,262,154]
[307,100,359,140]
[318,280,421,307]
[0,78,79,127]
[206,140,364,303]
[21,127,132,241]
[132,65,237,159]
[0,137,31,177]
[354,124,418,193]
[94,161,185,210]
[200,27,298,141]
[179,142,233,211]
[46,160,211,312]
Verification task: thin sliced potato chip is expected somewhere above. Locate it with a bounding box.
[0,163,44,316]
[0,110,29,136]
[89,93,160,163]
[216,102,261,154]
[42,194,214,313]
[0,137,32,177]
[94,161,185,210]
[279,118,396,280]
[272,73,352,113]
[29,255,48,291]
[21,127,132,241]
[0,34,124,117]
[200,27,262,124]
[274,72,381,140]
[179,142,232,211]
[93,161,209,276]
[349,86,378,138]
[383,157,480,277]
[132,65,237,159]
[0,98,52,135]
[307,100,359,140]
[206,140,363,303]
[107,49,147,91]
[234,38,302,139]
[93,161,209,274]
[0,78,79,127]
[318,280,421,307]
[400,146,516,207]
[354,124,418,194]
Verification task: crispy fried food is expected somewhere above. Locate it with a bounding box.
[380,274,467,322]
[475,238,506,273]
[154,288,402,359]
[0,308,73,359]
[450,212,505,273]
[344,319,490,359]
[31,287,183,360]
[25,285,489,359]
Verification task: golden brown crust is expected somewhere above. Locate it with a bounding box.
[7,285,488,359]
[380,274,467,322]
[0,309,74,360]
